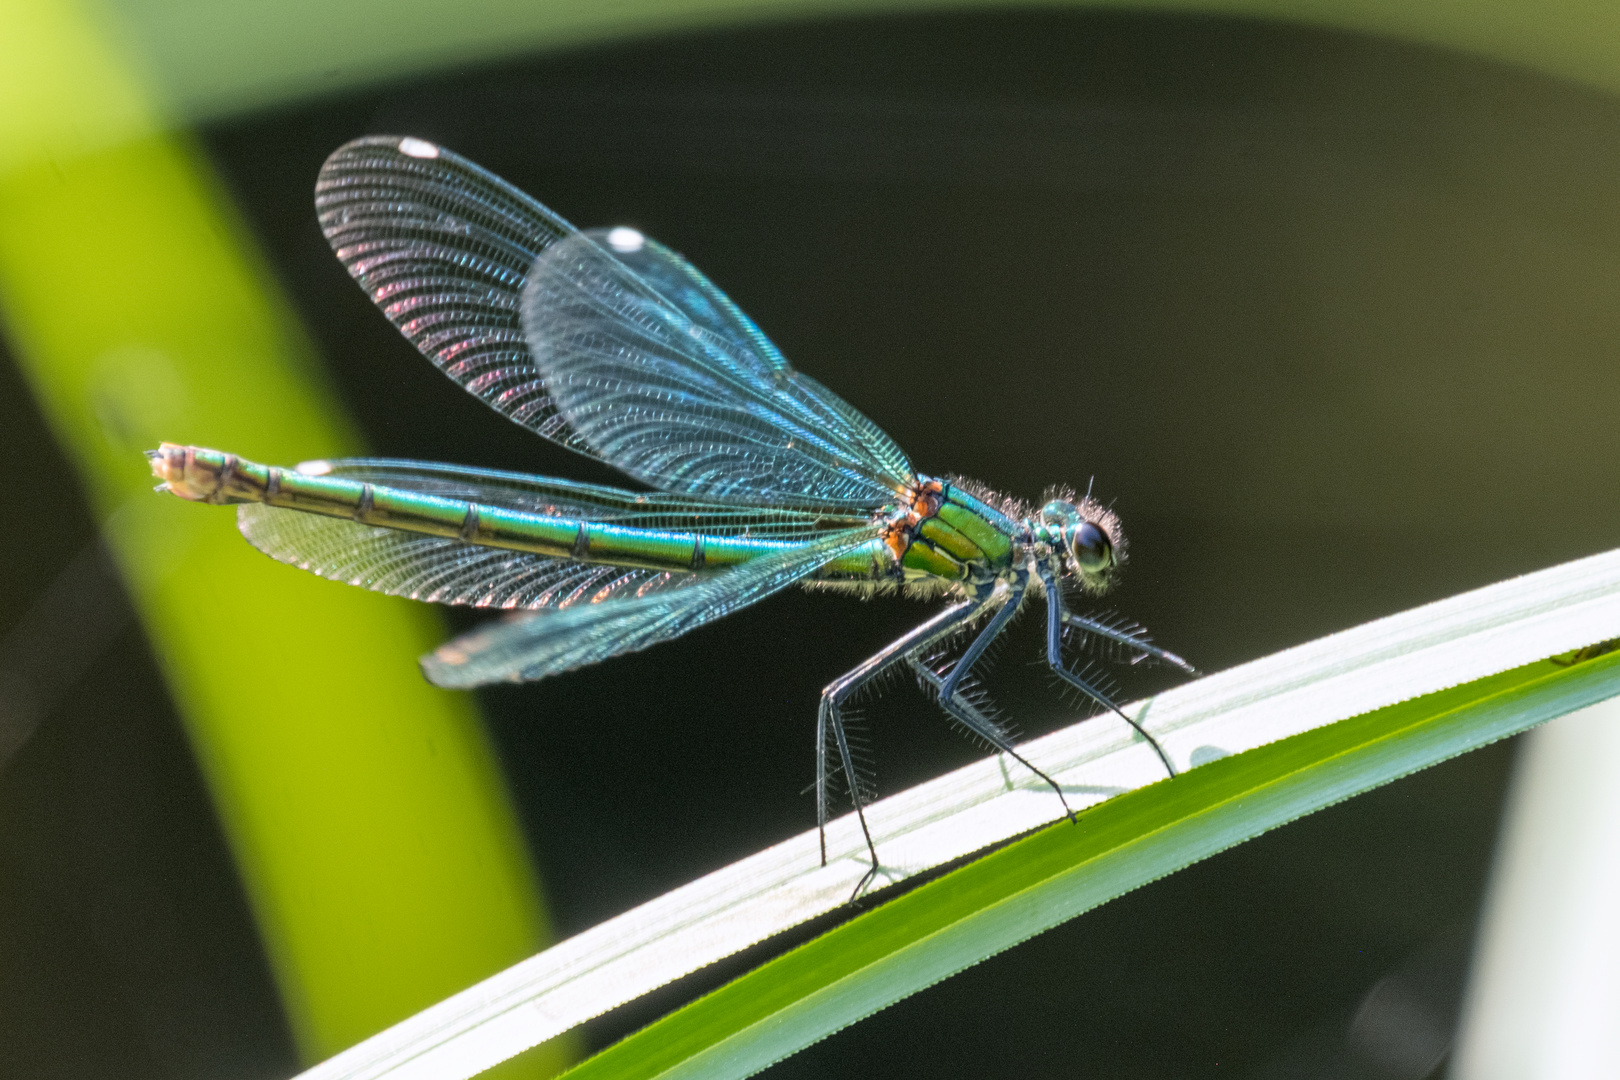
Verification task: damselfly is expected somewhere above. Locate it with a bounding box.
[149,135,1191,888]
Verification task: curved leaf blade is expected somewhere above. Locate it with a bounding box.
[568,649,1620,1080]
[294,548,1620,1080]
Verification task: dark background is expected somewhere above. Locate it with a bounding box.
[5,9,1620,1077]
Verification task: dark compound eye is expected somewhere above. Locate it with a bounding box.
[1069,521,1113,573]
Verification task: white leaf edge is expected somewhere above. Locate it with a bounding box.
[295,546,1620,1080]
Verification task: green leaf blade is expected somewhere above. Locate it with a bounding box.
[296,550,1620,1080]
[576,650,1620,1080]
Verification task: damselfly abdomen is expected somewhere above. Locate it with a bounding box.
[150,136,1191,891]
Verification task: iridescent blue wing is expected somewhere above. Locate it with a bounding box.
[235,459,874,610]
[316,136,913,512]
[522,229,913,509]
[586,224,792,376]
[421,527,877,687]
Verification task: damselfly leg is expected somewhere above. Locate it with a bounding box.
[822,573,1077,901]
[818,601,989,894]
[909,568,1075,813]
[1035,563,1182,777]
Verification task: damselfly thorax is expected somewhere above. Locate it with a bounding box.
[149,135,1191,897]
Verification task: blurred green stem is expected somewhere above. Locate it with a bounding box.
[0,0,571,1073]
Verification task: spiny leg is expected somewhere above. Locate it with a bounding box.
[937,577,1023,702]
[1062,612,1196,674]
[911,673,1077,823]
[910,571,1075,822]
[818,600,988,897]
[1036,563,1178,777]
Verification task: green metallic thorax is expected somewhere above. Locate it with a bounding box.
[896,478,1018,584]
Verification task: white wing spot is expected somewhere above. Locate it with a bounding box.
[398,137,440,159]
[296,459,334,476]
[607,227,645,253]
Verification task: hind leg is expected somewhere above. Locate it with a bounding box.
[817,600,988,896]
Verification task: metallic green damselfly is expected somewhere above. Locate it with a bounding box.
[150,136,1191,887]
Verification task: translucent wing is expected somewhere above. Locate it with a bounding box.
[316,135,584,449]
[317,135,913,510]
[522,229,914,509]
[237,504,702,610]
[589,224,792,375]
[421,528,876,688]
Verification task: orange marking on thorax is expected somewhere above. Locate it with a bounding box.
[880,479,946,560]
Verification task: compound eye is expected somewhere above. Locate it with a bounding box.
[1069,521,1113,573]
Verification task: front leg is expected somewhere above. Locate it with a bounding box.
[1037,562,1177,777]
[1062,610,1196,674]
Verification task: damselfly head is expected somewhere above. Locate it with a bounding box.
[1039,496,1125,594]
